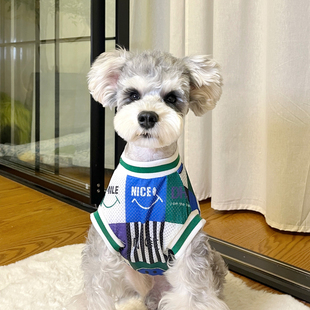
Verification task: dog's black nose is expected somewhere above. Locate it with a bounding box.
[138,111,159,129]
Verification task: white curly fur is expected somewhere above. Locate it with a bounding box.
[82,49,228,310]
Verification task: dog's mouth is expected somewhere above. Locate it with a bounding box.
[141,133,152,138]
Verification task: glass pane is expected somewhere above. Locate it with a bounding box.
[0,0,92,198]
[12,1,35,43]
[0,42,35,164]
[58,41,91,188]
[36,42,56,172]
[106,0,116,38]
[59,0,90,39]
[106,39,116,52]
[1,1,12,44]
[40,0,55,41]
[104,38,116,188]
[1,0,118,201]
[40,43,55,142]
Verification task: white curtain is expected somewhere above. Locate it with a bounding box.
[130,0,310,233]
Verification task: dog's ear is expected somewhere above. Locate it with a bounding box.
[183,55,222,116]
[88,49,128,108]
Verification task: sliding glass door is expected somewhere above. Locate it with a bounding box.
[0,0,129,207]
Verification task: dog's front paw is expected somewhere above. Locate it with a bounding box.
[116,297,147,310]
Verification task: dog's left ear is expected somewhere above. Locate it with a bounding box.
[183,55,222,116]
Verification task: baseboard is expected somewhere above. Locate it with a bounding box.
[0,168,96,213]
[209,237,310,303]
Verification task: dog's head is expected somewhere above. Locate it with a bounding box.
[88,49,222,148]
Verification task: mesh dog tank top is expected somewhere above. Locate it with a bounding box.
[91,150,206,275]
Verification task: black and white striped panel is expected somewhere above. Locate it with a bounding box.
[127,221,167,264]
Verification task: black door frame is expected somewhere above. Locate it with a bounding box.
[90,0,129,206]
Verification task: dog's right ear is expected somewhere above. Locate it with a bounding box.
[88,49,127,108]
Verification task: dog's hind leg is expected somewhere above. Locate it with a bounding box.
[159,231,229,310]
[82,225,142,310]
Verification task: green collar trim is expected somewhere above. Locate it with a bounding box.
[120,154,180,174]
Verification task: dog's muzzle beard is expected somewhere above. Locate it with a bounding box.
[114,100,183,148]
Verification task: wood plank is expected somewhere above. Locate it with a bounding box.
[0,175,91,266]
[201,199,310,271]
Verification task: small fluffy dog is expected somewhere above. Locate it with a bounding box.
[82,49,229,310]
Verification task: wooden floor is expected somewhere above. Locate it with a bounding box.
[200,200,310,271]
[0,175,90,265]
[0,175,309,307]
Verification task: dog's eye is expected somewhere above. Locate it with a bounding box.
[129,91,140,101]
[164,93,177,104]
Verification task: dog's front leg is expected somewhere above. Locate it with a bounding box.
[159,231,229,310]
[82,225,139,310]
